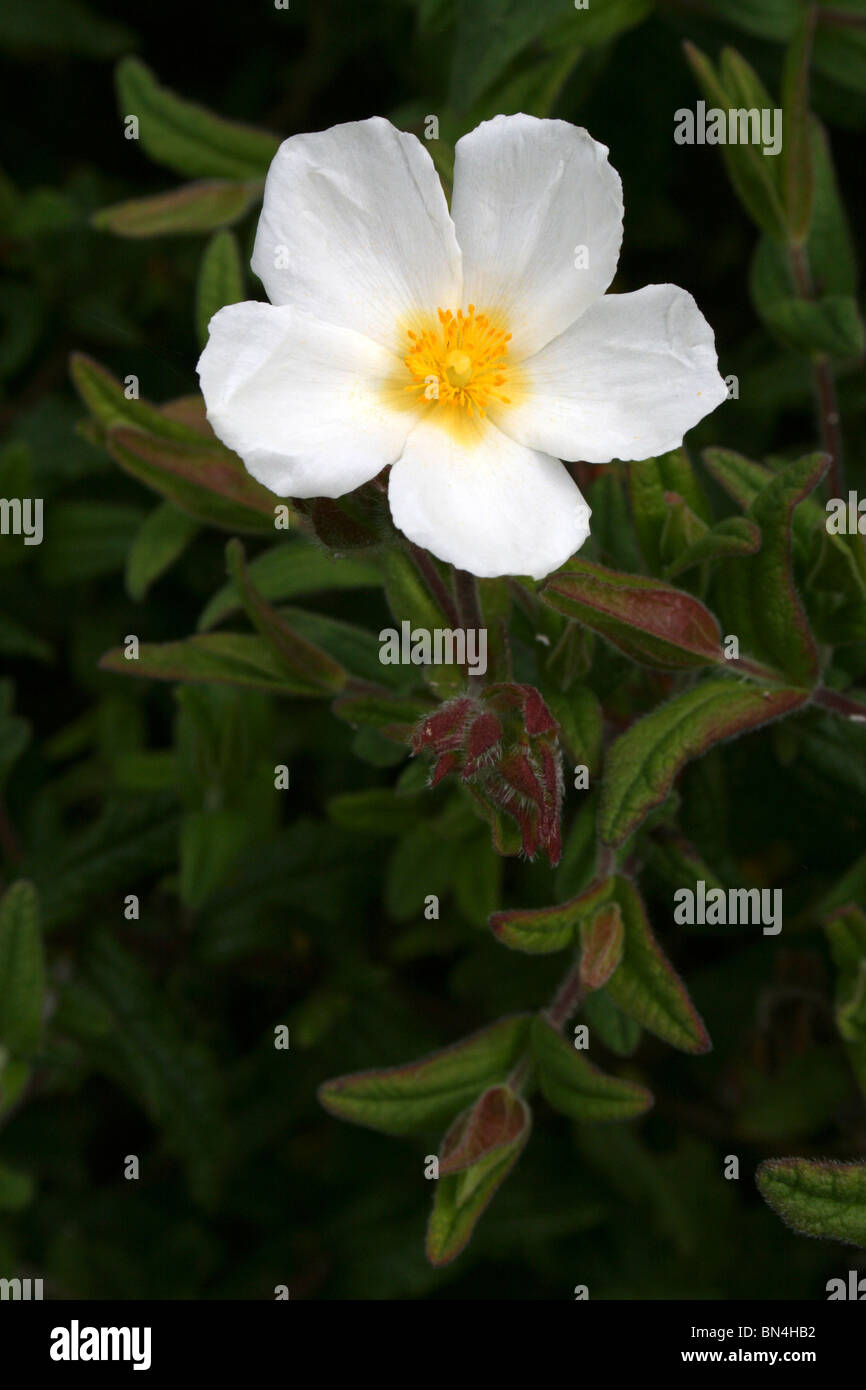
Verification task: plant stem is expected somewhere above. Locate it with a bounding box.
[408,544,460,627]
[813,686,866,720]
[547,955,585,1032]
[788,240,844,496]
[454,567,484,632]
[454,568,487,687]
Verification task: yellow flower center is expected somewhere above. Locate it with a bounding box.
[403,305,512,419]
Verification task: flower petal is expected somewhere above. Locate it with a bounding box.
[388,416,591,580]
[493,284,729,463]
[451,115,623,359]
[251,117,462,354]
[197,301,412,497]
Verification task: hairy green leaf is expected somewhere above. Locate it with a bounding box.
[757,1158,866,1247]
[318,1014,532,1136]
[542,557,725,670]
[531,1014,652,1120]
[600,678,809,846]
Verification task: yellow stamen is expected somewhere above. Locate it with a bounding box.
[402,304,514,420]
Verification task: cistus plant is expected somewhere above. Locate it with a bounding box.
[1,0,865,1298]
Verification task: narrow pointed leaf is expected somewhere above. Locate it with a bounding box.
[713,453,826,686]
[125,502,199,600]
[757,1158,866,1247]
[332,691,434,742]
[426,1123,529,1266]
[92,180,259,238]
[663,516,761,578]
[106,426,277,533]
[602,877,711,1054]
[489,878,613,955]
[116,58,279,180]
[600,678,808,846]
[71,352,205,443]
[196,229,245,347]
[780,5,816,242]
[542,557,725,670]
[197,541,379,632]
[318,1015,532,1136]
[226,540,346,694]
[99,633,338,696]
[531,1014,652,1121]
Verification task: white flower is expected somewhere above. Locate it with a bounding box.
[197,114,727,580]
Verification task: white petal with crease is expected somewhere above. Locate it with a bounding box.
[451,114,623,359]
[388,416,591,580]
[251,117,462,355]
[197,301,411,498]
[492,284,728,463]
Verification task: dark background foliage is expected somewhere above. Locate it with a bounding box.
[1,0,865,1298]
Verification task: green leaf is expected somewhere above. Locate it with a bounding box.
[826,905,866,1042]
[327,788,424,836]
[663,516,761,579]
[125,502,199,600]
[92,180,260,239]
[545,685,603,773]
[757,1158,866,1247]
[180,808,248,910]
[115,57,279,180]
[582,989,642,1057]
[385,824,457,921]
[600,678,809,846]
[779,5,815,242]
[542,557,725,670]
[59,933,225,1203]
[278,606,412,689]
[380,549,463,698]
[761,295,865,358]
[426,1118,529,1266]
[106,426,278,534]
[39,502,145,585]
[226,540,347,694]
[196,229,245,347]
[70,353,206,444]
[531,1014,652,1121]
[100,632,342,697]
[578,901,624,990]
[318,1014,532,1136]
[0,1160,34,1211]
[489,877,613,955]
[602,877,711,1054]
[438,1084,530,1174]
[0,881,45,1057]
[332,690,433,743]
[0,613,52,664]
[683,43,787,241]
[197,540,380,632]
[713,453,826,686]
[0,684,31,788]
[627,448,711,573]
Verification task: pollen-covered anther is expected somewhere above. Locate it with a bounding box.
[403,304,513,418]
